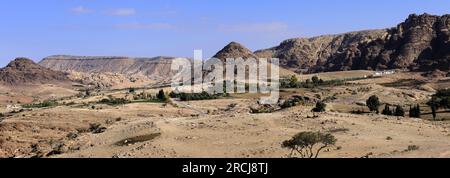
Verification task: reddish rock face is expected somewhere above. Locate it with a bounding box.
[0,58,70,85]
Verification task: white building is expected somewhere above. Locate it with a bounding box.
[374,70,395,77]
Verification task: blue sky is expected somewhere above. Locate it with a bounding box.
[0,0,449,67]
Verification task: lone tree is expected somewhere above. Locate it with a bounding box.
[282,131,337,158]
[434,89,450,110]
[312,101,327,112]
[366,95,381,113]
[157,89,168,101]
[427,99,439,120]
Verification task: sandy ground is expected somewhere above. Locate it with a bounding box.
[1,71,450,158]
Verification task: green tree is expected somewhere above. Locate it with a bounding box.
[157,89,168,101]
[282,131,337,158]
[366,95,381,113]
[289,75,299,88]
[415,104,421,118]
[409,104,421,118]
[427,99,439,120]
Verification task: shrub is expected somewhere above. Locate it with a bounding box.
[311,76,320,84]
[23,100,58,108]
[178,91,219,101]
[99,97,130,106]
[46,141,65,157]
[289,75,299,88]
[250,105,277,114]
[406,145,420,152]
[169,91,178,98]
[280,97,302,109]
[89,123,107,134]
[282,131,337,158]
[280,76,349,89]
[312,101,327,112]
[66,132,78,140]
[366,95,381,113]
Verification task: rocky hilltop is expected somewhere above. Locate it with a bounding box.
[0,58,70,85]
[253,13,449,73]
[213,42,257,60]
[39,55,186,81]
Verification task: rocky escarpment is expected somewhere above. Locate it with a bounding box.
[254,13,450,73]
[39,55,187,81]
[0,58,70,85]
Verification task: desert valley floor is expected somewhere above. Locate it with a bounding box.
[1,70,450,158]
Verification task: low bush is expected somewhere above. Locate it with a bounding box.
[23,100,58,108]
[98,98,130,106]
[178,91,219,101]
[279,97,302,109]
[312,101,327,112]
[89,123,107,134]
[406,145,420,152]
[250,105,277,114]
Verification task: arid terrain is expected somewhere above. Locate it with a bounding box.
[1,13,449,158]
[1,69,450,158]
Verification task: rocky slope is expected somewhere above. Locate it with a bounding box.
[0,58,70,85]
[39,55,186,81]
[254,13,450,73]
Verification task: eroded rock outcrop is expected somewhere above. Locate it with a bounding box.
[254,13,449,73]
[0,58,70,85]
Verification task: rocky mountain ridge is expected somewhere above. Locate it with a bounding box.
[254,13,449,73]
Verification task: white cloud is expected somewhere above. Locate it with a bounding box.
[69,6,92,14]
[108,8,136,16]
[219,22,289,33]
[115,22,172,30]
